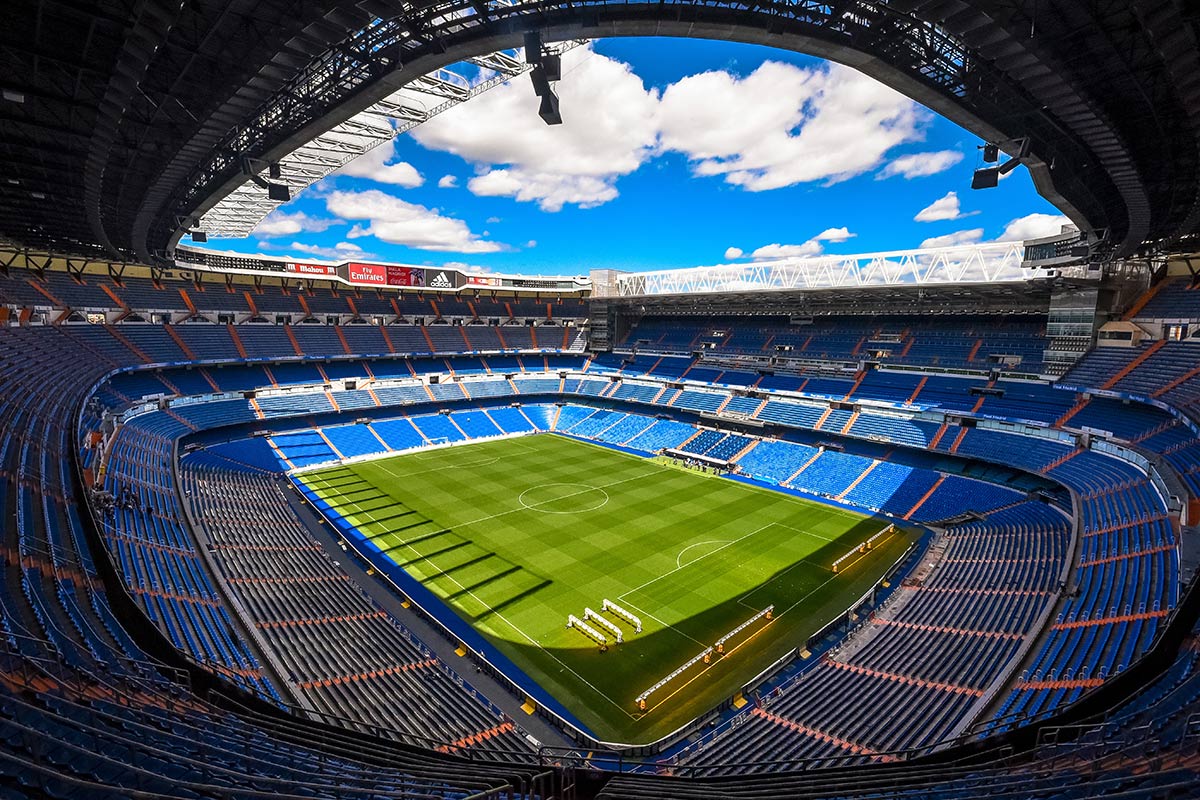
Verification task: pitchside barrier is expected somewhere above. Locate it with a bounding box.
[831,524,895,573]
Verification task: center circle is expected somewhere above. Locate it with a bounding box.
[518,482,610,514]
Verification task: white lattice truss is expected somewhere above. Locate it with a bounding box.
[615,242,1030,297]
[199,39,586,238]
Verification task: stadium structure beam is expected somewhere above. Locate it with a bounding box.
[613,242,1031,297]
[191,41,586,240]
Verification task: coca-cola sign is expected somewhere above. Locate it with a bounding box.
[386,266,425,287]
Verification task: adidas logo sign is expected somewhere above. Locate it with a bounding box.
[430,271,453,289]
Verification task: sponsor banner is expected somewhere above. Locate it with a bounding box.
[466,275,501,288]
[345,262,387,286]
[427,269,460,290]
[386,265,425,287]
[285,261,336,276]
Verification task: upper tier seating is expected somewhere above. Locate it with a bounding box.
[620,314,1048,372]
[0,269,590,321]
[1129,276,1200,319]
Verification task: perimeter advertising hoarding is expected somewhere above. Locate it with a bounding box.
[286,262,337,276]
[426,269,461,290]
[345,262,387,286]
[502,277,578,290]
[344,262,466,289]
[386,266,425,287]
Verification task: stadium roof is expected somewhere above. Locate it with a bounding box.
[2,1,1199,263]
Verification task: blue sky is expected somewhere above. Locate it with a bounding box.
[193,38,1070,275]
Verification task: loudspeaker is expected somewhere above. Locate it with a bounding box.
[971,167,999,190]
[539,92,562,125]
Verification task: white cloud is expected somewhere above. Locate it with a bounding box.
[325,189,502,253]
[658,62,925,190]
[253,211,339,237]
[914,191,976,222]
[413,45,660,211]
[814,226,855,243]
[442,261,490,273]
[407,52,940,210]
[750,241,825,260]
[995,213,1072,242]
[730,226,857,261]
[920,229,985,249]
[437,174,458,188]
[917,213,1072,249]
[877,150,964,180]
[336,141,423,188]
[525,239,537,248]
[282,241,367,260]
[468,170,621,211]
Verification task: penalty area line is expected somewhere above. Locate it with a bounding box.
[618,521,783,602]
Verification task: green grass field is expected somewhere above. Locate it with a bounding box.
[298,433,916,743]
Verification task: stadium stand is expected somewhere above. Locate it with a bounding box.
[2,261,1199,796]
[10,0,1200,791]
[179,461,534,756]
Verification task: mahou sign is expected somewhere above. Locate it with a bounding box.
[286,262,336,276]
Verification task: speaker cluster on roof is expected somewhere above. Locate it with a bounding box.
[524,32,563,125]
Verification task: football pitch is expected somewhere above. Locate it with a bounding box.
[297,433,917,743]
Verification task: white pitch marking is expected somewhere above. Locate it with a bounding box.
[675,540,732,570]
[518,483,610,515]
